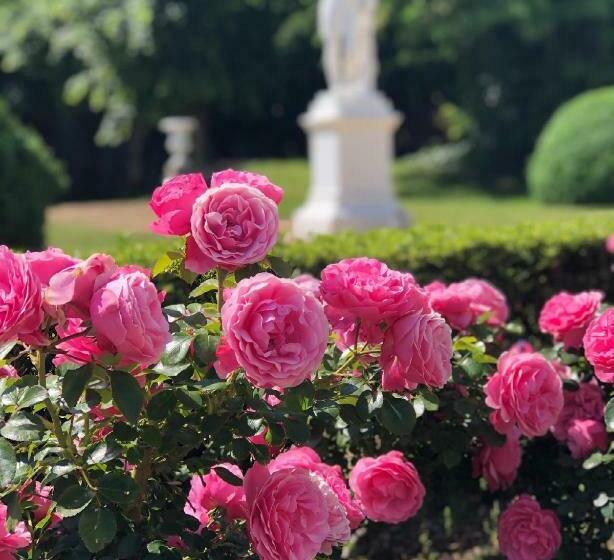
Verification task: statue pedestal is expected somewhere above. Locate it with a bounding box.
[292,89,409,238]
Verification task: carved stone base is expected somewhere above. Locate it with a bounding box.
[292,89,409,238]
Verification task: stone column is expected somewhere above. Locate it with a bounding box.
[292,89,408,238]
[158,116,201,181]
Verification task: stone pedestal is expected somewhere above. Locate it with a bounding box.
[159,116,201,181]
[292,89,409,238]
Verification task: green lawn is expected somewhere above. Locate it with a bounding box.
[46,158,614,254]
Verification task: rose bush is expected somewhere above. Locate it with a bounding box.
[0,170,611,560]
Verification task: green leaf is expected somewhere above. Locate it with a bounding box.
[268,256,293,278]
[0,411,45,441]
[79,505,117,553]
[583,452,604,470]
[376,396,416,436]
[14,385,48,409]
[605,398,614,433]
[152,252,174,278]
[85,440,123,465]
[192,333,218,368]
[213,466,243,486]
[147,390,177,421]
[189,278,218,298]
[0,437,17,486]
[0,342,16,361]
[283,417,311,443]
[235,263,262,283]
[153,362,191,377]
[62,365,93,408]
[98,472,140,504]
[283,382,314,412]
[161,334,193,366]
[110,371,145,424]
[56,485,95,517]
[264,422,285,446]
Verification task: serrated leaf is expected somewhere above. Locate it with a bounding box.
[98,472,140,504]
[605,398,614,433]
[85,440,123,465]
[147,390,177,421]
[161,334,193,366]
[62,365,93,408]
[56,485,94,517]
[189,278,218,298]
[0,411,45,441]
[376,396,416,436]
[110,371,144,424]
[79,505,117,553]
[213,466,243,486]
[192,333,218,368]
[152,252,174,278]
[0,437,17,486]
[283,417,311,443]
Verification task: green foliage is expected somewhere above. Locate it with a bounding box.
[0,97,68,248]
[528,87,614,203]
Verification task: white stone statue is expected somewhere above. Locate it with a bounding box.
[318,0,379,92]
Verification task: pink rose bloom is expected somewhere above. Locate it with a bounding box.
[538,291,603,348]
[349,450,425,524]
[269,447,364,529]
[221,273,329,389]
[320,258,429,322]
[244,462,350,560]
[583,308,614,383]
[380,311,453,392]
[0,366,18,378]
[428,278,509,330]
[566,418,608,459]
[20,482,62,526]
[184,463,246,526]
[0,246,43,345]
[0,503,31,558]
[498,495,561,560]
[25,247,79,286]
[484,352,563,438]
[213,336,240,380]
[424,280,446,295]
[150,173,207,236]
[551,382,604,441]
[53,318,104,367]
[606,234,614,254]
[327,305,384,351]
[508,340,534,355]
[472,433,522,492]
[211,169,283,205]
[293,274,322,300]
[185,184,279,274]
[46,253,118,319]
[550,359,572,380]
[90,271,170,367]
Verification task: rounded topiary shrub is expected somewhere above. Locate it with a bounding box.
[528,86,614,203]
[0,98,68,248]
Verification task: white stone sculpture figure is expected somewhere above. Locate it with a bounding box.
[318,0,379,92]
[158,116,200,181]
[291,0,408,237]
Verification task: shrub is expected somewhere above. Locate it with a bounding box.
[528,87,614,203]
[0,98,68,248]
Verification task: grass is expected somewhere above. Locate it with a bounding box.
[46,158,614,254]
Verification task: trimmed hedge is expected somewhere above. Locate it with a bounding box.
[528,87,614,204]
[114,217,614,330]
[0,98,68,248]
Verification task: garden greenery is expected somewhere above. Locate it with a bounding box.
[0,170,612,560]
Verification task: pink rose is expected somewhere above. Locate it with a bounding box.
[320,258,429,323]
[0,366,18,379]
[90,271,170,367]
[380,311,453,392]
[498,495,561,560]
[566,418,608,459]
[551,382,604,441]
[150,173,207,236]
[484,352,563,438]
[583,308,614,383]
[184,463,246,526]
[538,291,603,348]
[19,482,62,526]
[349,450,425,524]
[213,336,240,380]
[0,246,43,345]
[508,340,534,355]
[52,318,104,367]
[46,253,118,320]
[269,447,364,529]
[0,503,31,557]
[327,305,385,351]
[221,273,329,389]
[472,433,522,492]
[185,184,279,274]
[428,278,509,330]
[211,169,283,205]
[550,359,573,380]
[606,234,614,254]
[293,274,322,300]
[25,247,79,286]
[244,462,350,560]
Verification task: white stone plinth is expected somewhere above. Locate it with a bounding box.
[292,89,409,238]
